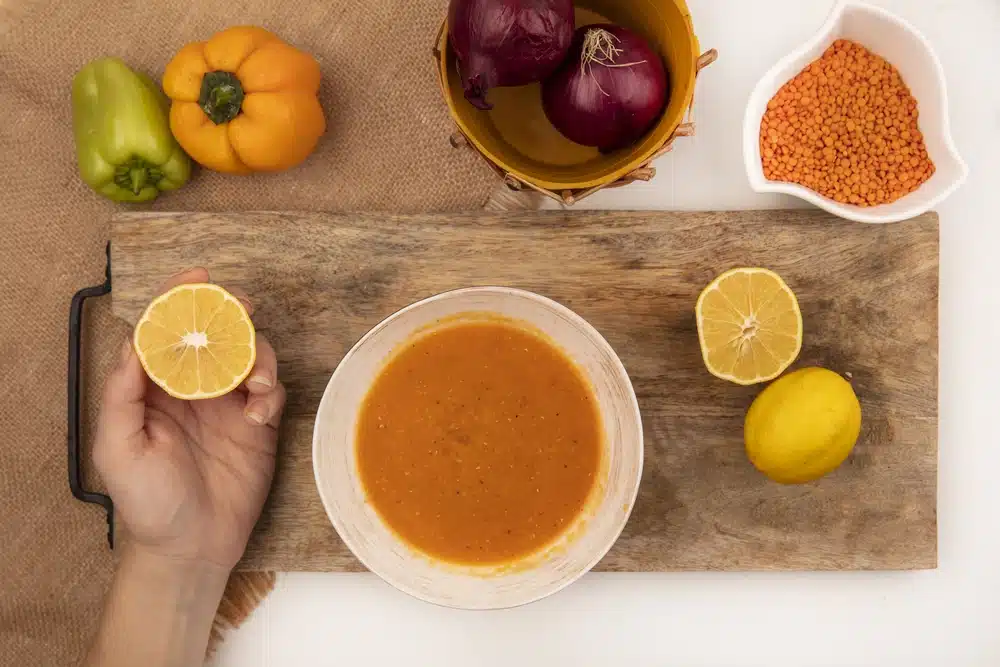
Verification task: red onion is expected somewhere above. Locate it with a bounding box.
[448,0,575,111]
[542,25,669,152]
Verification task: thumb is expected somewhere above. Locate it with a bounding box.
[94,339,148,471]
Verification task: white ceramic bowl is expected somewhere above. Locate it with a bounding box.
[743,0,967,223]
[312,287,643,609]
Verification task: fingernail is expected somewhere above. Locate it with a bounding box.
[245,408,266,425]
[248,374,273,388]
[120,339,133,364]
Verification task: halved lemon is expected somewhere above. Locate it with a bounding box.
[133,283,256,400]
[695,268,802,385]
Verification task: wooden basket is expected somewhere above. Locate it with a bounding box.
[433,1,717,206]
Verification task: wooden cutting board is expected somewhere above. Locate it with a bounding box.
[110,210,938,571]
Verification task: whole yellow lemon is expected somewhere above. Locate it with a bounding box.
[744,367,861,484]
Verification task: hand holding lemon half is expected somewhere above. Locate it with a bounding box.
[696,267,861,484]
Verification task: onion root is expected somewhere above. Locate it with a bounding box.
[581,28,647,96]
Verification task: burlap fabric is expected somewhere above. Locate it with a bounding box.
[0,0,503,663]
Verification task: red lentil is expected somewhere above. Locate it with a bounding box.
[760,39,935,207]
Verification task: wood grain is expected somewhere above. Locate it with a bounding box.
[110,210,939,571]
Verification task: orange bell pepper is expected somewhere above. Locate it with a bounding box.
[162,26,325,173]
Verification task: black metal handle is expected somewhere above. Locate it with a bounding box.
[68,242,114,549]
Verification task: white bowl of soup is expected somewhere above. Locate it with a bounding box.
[313,287,643,609]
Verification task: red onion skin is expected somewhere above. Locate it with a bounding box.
[449,0,575,111]
[542,24,669,152]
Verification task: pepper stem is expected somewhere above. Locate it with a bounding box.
[129,167,146,194]
[113,158,161,195]
[199,71,245,125]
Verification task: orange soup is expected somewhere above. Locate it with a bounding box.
[356,316,602,566]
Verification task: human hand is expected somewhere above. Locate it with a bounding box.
[94,268,286,571]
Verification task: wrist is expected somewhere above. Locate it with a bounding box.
[86,543,232,667]
[120,542,230,602]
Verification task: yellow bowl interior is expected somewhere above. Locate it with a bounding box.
[438,0,700,191]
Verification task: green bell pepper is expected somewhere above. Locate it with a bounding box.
[72,57,191,202]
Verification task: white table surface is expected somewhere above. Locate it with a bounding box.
[215,1,1000,664]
